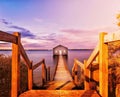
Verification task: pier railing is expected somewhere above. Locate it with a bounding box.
[0,31,50,97]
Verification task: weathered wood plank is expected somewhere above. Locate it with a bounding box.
[104,31,120,43]
[86,44,99,69]
[32,59,44,70]
[11,32,20,97]
[0,30,17,43]
[19,43,31,69]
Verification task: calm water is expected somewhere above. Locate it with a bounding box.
[0,50,92,86]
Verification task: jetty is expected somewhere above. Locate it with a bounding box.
[0,30,120,97]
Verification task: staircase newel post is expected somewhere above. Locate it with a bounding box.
[11,32,20,97]
[99,32,108,97]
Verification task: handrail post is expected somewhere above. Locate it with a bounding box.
[11,32,20,97]
[84,60,90,90]
[28,61,33,90]
[47,66,50,81]
[72,64,75,78]
[99,32,108,97]
[74,63,78,85]
[42,59,47,86]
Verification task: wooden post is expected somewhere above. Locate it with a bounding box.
[72,64,75,78]
[11,32,20,97]
[84,60,90,90]
[47,66,50,81]
[99,32,108,97]
[42,60,46,85]
[74,63,78,85]
[28,61,33,90]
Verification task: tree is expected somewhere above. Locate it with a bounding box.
[116,14,120,26]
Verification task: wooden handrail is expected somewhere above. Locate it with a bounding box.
[72,59,84,74]
[86,44,99,69]
[33,59,44,70]
[74,59,84,69]
[0,30,17,44]
[72,59,84,85]
[104,32,120,43]
[19,43,31,69]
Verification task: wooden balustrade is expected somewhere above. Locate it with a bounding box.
[0,31,49,97]
[72,32,114,97]
[32,59,50,85]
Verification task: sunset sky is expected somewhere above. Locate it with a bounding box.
[0,0,120,49]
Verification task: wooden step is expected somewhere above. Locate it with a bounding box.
[19,90,101,97]
[60,81,76,90]
[46,81,75,90]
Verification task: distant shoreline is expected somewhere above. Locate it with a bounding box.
[0,49,93,51]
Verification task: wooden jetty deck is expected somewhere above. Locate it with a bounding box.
[46,55,75,90]
[54,55,72,81]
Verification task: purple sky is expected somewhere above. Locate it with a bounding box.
[0,0,120,49]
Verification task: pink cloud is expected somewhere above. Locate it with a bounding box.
[61,29,82,34]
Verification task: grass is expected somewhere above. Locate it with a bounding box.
[108,41,120,97]
[0,54,28,97]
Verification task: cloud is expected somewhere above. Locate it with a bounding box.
[38,33,57,41]
[34,18,43,23]
[0,18,36,38]
[8,25,35,38]
[23,43,45,49]
[61,29,82,34]
[0,19,12,25]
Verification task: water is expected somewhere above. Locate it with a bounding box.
[0,50,92,86]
